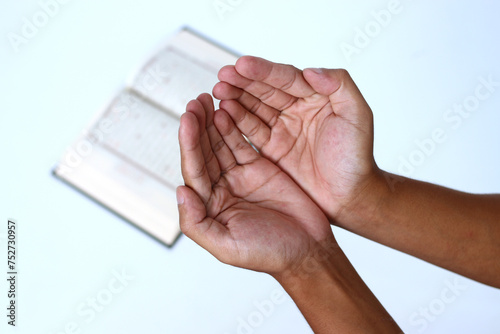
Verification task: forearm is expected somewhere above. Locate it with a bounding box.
[343,170,500,287]
[273,240,401,334]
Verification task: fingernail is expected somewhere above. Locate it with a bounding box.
[308,68,323,74]
[176,188,184,205]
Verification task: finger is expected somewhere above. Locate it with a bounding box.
[214,109,260,166]
[204,106,237,173]
[218,64,297,111]
[179,112,212,203]
[196,93,215,115]
[219,100,271,150]
[177,186,231,259]
[186,97,220,184]
[234,56,316,98]
[303,68,372,121]
[213,82,280,126]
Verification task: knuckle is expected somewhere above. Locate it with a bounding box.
[212,139,225,153]
[247,121,261,137]
[336,68,351,80]
[280,69,298,91]
[260,87,276,102]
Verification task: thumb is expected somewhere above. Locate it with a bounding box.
[176,186,231,259]
[303,68,372,121]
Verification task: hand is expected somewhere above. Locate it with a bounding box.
[178,94,402,334]
[213,56,381,228]
[177,93,335,275]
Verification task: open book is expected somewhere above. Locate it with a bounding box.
[53,28,238,246]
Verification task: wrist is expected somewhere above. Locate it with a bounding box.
[272,238,342,290]
[334,168,395,232]
[272,237,401,333]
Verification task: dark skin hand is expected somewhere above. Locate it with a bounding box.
[177,93,402,333]
[213,56,500,288]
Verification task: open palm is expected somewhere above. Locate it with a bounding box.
[213,56,379,226]
[177,94,334,275]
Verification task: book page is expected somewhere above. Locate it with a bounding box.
[130,28,238,116]
[54,28,239,246]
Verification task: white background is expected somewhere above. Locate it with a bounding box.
[1,0,500,333]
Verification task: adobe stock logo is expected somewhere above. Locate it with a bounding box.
[213,0,245,20]
[56,62,171,176]
[224,288,289,334]
[397,75,498,178]
[48,268,134,334]
[408,278,467,332]
[340,0,406,63]
[7,0,72,53]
